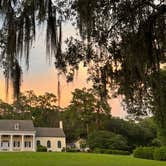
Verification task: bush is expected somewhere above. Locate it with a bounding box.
[62,147,66,152]
[93,148,130,155]
[108,135,129,150]
[150,138,161,147]
[37,145,47,152]
[105,149,130,155]
[66,148,80,152]
[87,130,129,151]
[154,147,166,161]
[93,148,106,154]
[133,147,155,160]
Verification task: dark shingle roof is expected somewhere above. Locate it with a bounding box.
[35,127,65,137]
[0,120,35,131]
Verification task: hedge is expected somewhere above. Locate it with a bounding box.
[37,145,47,152]
[133,147,155,160]
[93,148,130,155]
[66,148,80,152]
[153,147,166,161]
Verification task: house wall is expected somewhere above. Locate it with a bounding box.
[36,137,66,152]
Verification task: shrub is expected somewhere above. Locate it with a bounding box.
[66,148,80,152]
[93,148,130,155]
[154,147,166,161]
[37,145,47,152]
[133,147,155,160]
[150,138,161,147]
[87,130,128,150]
[62,147,66,152]
[93,148,106,154]
[105,149,130,155]
[108,135,129,150]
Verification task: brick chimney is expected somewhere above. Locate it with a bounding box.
[59,121,63,129]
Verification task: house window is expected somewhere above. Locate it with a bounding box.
[47,140,51,148]
[13,141,20,148]
[36,140,40,146]
[24,141,31,148]
[57,141,62,149]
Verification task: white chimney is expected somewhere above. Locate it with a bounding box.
[59,121,63,129]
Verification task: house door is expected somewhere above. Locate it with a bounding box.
[2,141,9,150]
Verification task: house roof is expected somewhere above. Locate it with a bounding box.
[35,127,65,137]
[0,120,35,132]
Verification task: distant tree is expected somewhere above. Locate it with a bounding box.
[69,88,111,135]
[36,92,57,110]
[69,88,97,135]
[0,90,60,127]
[61,108,87,142]
[103,117,157,149]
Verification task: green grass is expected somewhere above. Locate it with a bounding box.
[0,152,165,166]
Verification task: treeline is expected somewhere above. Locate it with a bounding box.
[0,89,161,151]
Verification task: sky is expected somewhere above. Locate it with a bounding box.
[0,22,125,118]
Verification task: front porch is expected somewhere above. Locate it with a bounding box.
[0,134,36,152]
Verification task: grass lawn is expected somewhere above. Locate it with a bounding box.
[0,152,165,166]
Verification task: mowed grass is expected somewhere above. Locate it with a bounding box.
[0,152,165,166]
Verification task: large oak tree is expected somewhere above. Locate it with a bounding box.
[0,0,166,141]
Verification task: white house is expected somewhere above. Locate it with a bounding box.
[0,120,66,152]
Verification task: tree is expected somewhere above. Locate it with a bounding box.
[153,69,166,145]
[65,0,166,141]
[69,88,98,135]
[0,90,60,127]
[103,117,157,149]
[0,0,165,135]
[69,88,111,135]
[61,107,87,142]
[67,0,166,116]
[0,0,69,98]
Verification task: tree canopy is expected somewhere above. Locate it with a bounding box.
[0,0,165,126]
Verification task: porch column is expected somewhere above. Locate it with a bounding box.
[21,135,24,151]
[32,134,36,151]
[10,135,13,151]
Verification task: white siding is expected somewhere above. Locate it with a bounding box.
[36,137,66,152]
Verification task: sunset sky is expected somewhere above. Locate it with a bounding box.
[0,22,125,118]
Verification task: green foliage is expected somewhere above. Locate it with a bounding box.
[158,128,166,146]
[65,88,111,137]
[87,131,113,149]
[108,134,129,151]
[37,145,47,152]
[0,90,60,127]
[103,117,157,149]
[66,148,80,152]
[134,146,166,161]
[153,147,166,161]
[133,147,155,160]
[93,148,130,155]
[87,130,128,151]
[150,139,161,147]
